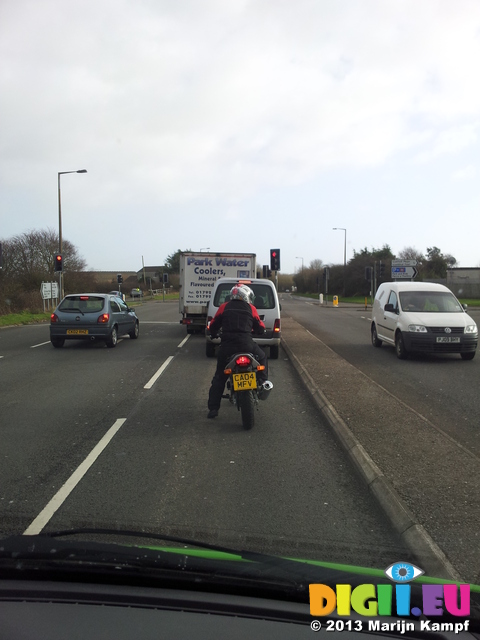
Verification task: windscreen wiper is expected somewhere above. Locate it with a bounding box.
[0,527,369,587]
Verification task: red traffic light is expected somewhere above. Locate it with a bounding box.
[270,249,280,271]
[54,254,63,272]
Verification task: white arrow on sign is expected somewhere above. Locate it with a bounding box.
[392,266,418,279]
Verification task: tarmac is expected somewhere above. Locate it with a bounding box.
[281,314,480,584]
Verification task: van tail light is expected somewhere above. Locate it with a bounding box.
[51,313,59,323]
[274,319,281,333]
[98,313,110,324]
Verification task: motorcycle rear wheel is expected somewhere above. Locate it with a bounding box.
[239,390,255,430]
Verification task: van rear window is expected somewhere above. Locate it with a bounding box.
[213,284,276,309]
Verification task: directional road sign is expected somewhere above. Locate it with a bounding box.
[392,259,417,267]
[392,266,418,279]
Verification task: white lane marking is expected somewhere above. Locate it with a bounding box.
[23,418,127,536]
[177,334,190,348]
[31,341,51,348]
[140,321,180,324]
[144,356,175,389]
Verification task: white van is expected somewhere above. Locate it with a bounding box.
[371,282,477,360]
[205,278,281,359]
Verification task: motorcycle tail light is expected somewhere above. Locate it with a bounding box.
[235,356,251,366]
[98,313,110,323]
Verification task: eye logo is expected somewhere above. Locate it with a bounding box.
[385,561,424,583]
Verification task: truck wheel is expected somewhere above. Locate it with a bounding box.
[206,342,215,358]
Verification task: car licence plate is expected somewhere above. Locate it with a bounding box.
[67,329,89,335]
[436,337,460,343]
[233,372,257,391]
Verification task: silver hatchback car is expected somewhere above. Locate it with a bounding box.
[50,293,139,348]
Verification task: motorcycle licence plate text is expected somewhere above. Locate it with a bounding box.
[233,372,257,391]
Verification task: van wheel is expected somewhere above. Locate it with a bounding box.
[270,345,279,359]
[461,352,475,361]
[371,325,382,347]
[395,332,408,359]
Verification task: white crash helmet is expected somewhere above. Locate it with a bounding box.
[230,284,254,304]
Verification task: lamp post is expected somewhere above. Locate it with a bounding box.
[58,169,87,298]
[295,256,304,271]
[333,227,347,297]
[200,247,210,252]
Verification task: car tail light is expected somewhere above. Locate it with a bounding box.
[274,318,281,333]
[98,313,110,324]
[50,313,59,323]
[235,355,251,366]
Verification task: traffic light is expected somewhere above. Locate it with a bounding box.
[262,265,272,278]
[54,254,63,272]
[379,261,385,277]
[365,266,372,280]
[117,274,123,284]
[270,249,280,271]
[163,273,169,284]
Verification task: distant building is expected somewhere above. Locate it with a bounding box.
[136,266,165,285]
[447,268,480,298]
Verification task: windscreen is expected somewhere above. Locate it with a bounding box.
[399,291,463,313]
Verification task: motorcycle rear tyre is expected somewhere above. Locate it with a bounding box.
[239,390,255,430]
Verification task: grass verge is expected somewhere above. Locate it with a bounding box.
[0,311,51,327]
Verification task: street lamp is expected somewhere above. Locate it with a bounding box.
[333,227,347,297]
[295,256,304,271]
[58,169,87,298]
[200,247,210,252]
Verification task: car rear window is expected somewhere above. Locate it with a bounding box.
[399,291,463,313]
[58,296,105,313]
[213,283,276,309]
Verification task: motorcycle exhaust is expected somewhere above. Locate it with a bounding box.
[258,380,273,401]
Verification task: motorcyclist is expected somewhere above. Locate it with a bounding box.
[207,284,270,419]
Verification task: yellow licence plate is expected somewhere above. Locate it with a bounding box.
[233,372,257,391]
[67,329,89,335]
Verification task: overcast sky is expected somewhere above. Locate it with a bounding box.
[1,0,480,274]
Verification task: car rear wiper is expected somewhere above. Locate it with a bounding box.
[63,307,84,315]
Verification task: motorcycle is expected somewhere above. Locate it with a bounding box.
[222,352,273,430]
